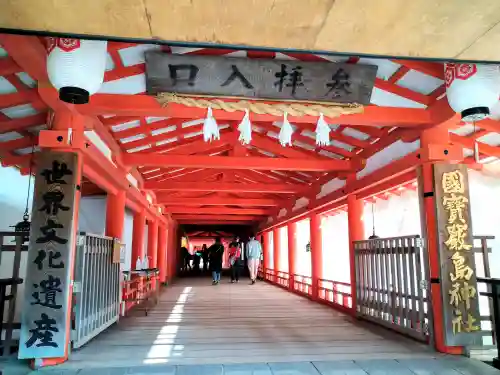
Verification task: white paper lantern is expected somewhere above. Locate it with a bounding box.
[445,63,500,122]
[47,38,107,104]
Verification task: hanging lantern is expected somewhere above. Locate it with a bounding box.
[46,37,108,104]
[11,214,31,244]
[445,63,500,122]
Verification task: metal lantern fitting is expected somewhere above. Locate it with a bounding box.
[445,63,500,122]
[46,38,108,104]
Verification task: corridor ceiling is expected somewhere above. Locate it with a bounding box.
[1,35,500,227]
[1,1,500,61]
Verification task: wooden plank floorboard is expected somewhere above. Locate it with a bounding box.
[58,278,439,370]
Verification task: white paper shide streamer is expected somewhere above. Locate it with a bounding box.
[315,113,330,146]
[47,38,107,104]
[279,112,294,147]
[238,109,252,145]
[203,107,220,142]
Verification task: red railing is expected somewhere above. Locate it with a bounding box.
[121,275,158,314]
[293,274,313,296]
[258,267,353,313]
[276,271,289,288]
[318,278,352,310]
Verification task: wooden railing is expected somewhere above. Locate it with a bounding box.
[293,274,313,296]
[318,279,352,310]
[0,232,24,357]
[121,273,159,316]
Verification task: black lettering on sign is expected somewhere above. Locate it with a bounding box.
[31,275,63,310]
[33,249,65,270]
[36,219,67,245]
[25,313,59,348]
[41,161,73,185]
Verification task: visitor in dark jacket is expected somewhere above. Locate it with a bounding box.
[208,238,225,285]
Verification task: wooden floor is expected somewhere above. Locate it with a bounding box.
[54,277,449,369]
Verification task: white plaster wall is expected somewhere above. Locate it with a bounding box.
[363,189,422,238]
[279,226,288,273]
[468,169,500,278]
[0,166,33,324]
[78,196,107,235]
[267,230,274,269]
[122,209,134,271]
[296,218,311,276]
[322,212,350,283]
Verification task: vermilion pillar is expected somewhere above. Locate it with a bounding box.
[419,127,462,354]
[131,210,146,268]
[347,194,364,314]
[148,220,159,268]
[287,222,297,291]
[273,228,281,276]
[263,232,270,275]
[105,190,126,240]
[310,213,322,299]
[157,226,167,283]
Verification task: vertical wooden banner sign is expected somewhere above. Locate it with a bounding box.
[19,151,78,359]
[433,163,481,346]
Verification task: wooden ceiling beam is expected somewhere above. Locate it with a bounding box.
[123,153,352,172]
[149,182,303,194]
[165,207,271,215]
[173,214,260,221]
[74,94,433,128]
[158,197,283,206]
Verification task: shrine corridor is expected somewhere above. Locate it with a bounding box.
[36,278,496,375]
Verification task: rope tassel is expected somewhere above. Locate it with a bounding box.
[203,106,220,142]
[279,112,294,147]
[238,109,252,145]
[315,113,330,146]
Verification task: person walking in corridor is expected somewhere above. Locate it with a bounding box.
[246,234,262,285]
[228,237,242,283]
[208,238,225,285]
[201,244,209,272]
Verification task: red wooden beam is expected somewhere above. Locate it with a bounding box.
[123,153,352,172]
[165,207,271,215]
[0,35,48,82]
[76,94,434,127]
[450,133,500,158]
[395,60,444,80]
[158,197,283,206]
[0,113,47,134]
[0,57,21,76]
[148,182,303,193]
[177,220,254,225]
[173,214,260,221]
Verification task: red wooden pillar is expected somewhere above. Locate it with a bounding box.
[310,213,322,299]
[273,228,281,280]
[347,194,364,314]
[158,225,167,284]
[131,210,146,268]
[287,222,297,291]
[263,231,270,277]
[105,190,126,240]
[419,127,462,354]
[148,219,159,268]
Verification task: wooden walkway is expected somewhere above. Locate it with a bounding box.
[42,277,499,374]
[63,277,436,367]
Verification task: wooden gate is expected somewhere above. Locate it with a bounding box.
[72,233,121,349]
[354,235,431,342]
